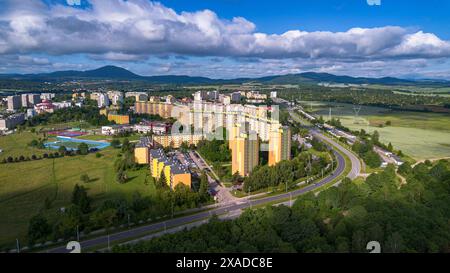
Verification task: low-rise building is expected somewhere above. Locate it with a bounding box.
[134,121,171,135]
[34,100,56,114]
[101,125,133,135]
[108,113,130,125]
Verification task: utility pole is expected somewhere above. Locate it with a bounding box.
[76,225,79,241]
[127,214,130,227]
[248,186,252,209]
[16,238,20,253]
[107,234,110,251]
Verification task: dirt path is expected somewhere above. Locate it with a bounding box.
[413,157,450,167]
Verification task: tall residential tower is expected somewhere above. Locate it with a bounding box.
[231,123,259,176]
[268,126,291,166]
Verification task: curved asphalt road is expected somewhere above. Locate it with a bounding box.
[45,112,360,253]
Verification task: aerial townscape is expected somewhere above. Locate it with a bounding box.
[0,0,449,260]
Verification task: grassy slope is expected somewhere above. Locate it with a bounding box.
[0,144,154,247]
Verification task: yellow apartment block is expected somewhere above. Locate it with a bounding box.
[150,149,191,189]
[268,126,291,166]
[134,101,173,119]
[108,113,130,125]
[231,129,259,176]
[135,147,149,164]
[152,134,203,148]
[134,137,152,164]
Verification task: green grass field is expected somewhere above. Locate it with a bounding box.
[0,133,154,248]
[308,101,450,160]
[0,131,46,158]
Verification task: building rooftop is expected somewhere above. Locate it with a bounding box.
[150,148,189,175]
[136,137,152,148]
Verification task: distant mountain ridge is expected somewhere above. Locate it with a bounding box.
[0,65,447,86]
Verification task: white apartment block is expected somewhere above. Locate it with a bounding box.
[188,101,281,141]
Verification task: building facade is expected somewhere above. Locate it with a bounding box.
[134,137,152,164]
[7,96,21,111]
[152,133,204,148]
[134,101,174,119]
[108,113,130,125]
[268,126,291,166]
[0,113,25,130]
[230,124,259,176]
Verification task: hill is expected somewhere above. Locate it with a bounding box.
[0,65,447,86]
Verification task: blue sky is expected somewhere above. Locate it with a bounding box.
[1,0,450,79]
[160,0,450,38]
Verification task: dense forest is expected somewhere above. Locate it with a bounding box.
[113,160,450,253]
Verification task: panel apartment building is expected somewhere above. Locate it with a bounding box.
[149,148,191,189]
[230,123,259,176]
[268,126,292,166]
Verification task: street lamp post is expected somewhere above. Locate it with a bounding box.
[16,238,20,253]
[248,186,252,209]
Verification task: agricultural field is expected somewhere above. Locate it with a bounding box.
[0,131,154,247]
[307,101,450,160]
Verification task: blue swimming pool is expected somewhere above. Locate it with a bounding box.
[44,136,110,151]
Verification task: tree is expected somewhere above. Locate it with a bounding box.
[384,232,405,253]
[398,162,412,176]
[363,150,382,168]
[199,172,209,202]
[180,141,189,152]
[121,138,132,153]
[155,171,168,189]
[111,139,121,149]
[71,184,91,213]
[80,174,90,183]
[28,214,51,244]
[58,145,67,155]
[116,170,128,184]
[372,130,380,144]
[78,143,89,155]
[387,142,393,152]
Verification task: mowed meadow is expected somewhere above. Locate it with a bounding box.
[310,102,450,160]
[0,131,154,248]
